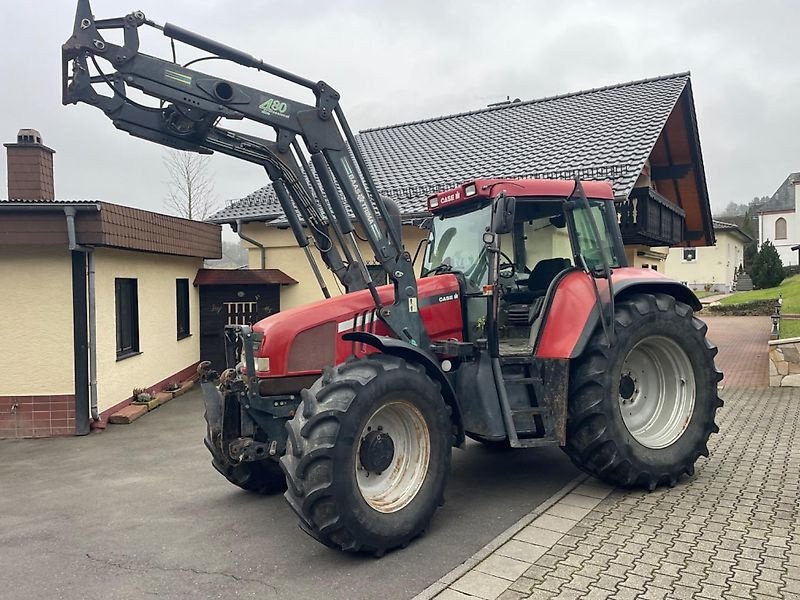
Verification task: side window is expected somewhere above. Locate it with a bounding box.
[775,217,787,240]
[683,248,697,262]
[115,278,139,359]
[176,278,190,339]
[521,217,572,271]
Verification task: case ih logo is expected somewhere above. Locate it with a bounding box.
[438,190,462,205]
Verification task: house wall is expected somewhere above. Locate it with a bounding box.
[0,246,75,438]
[0,246,75,395]
[663,231,744,292]
[759,209,797,266]
[93,248,202,413]
[241,223,429,309]
[624,246,668,271]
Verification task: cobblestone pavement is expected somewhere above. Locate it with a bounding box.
[421,316,800,600]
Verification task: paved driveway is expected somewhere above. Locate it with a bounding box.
[0,390,579,600]
[0,313,766,600]
[702,315,770,388]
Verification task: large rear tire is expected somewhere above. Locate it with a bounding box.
[564,293,723,490]
[280,354,452,555]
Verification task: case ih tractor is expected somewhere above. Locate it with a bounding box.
[63,1,722,556]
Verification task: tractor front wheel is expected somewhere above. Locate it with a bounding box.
[281,354,452,555]
[205,426,287,494]
[564,293,723,489]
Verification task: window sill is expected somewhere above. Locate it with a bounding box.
[116,350,142,362]
[177,333,192,341]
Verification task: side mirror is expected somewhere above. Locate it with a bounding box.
[492,193,516,235]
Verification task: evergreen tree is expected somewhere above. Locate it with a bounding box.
[751,240,784,289]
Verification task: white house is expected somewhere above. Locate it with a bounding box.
[757,172,800,266]
[663,220,751,293]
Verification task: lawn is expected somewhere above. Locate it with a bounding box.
[719,275,800,339]
[720,275,800,313]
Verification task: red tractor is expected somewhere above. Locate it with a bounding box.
[63,1,722,556]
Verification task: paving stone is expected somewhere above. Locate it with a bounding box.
[475,555,530,581]
[571,482,613,499]
[451,571,510,600]
[581,588,615,600]
[514,525,563,548]
[496,590,527,600]
[532,514,578,535]
[544,503,592,522]
[495,540,548,564]
[560,493,604,511]
[508,576,537,594]
[435,590,476,600]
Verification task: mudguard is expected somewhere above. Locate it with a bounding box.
[536,269,701,360]
[342,331,465,447]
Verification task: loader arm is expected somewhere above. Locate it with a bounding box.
[62,0,429,348]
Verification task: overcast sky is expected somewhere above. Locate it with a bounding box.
[1,0,798,223]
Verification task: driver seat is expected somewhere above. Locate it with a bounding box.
[504,257,571,326]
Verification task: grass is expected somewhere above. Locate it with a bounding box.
[780,319,800,340]
[719,275,800,313]
[693,290,717,299]
[718,275,800,339]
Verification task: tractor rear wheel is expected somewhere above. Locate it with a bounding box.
[564,293,723,489]
[281,354,452,555]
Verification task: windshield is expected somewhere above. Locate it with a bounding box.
[424,203,492,292]
[571,200,623,271]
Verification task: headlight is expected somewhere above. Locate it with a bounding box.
[239,351,270,373]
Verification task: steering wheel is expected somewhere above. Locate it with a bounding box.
[498,251,516,278]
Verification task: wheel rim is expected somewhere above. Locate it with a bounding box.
[355,400,430,514]
[618,335,696,449]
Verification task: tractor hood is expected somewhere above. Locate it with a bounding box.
[251,274,464,379]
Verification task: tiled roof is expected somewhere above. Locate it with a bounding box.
[712,219,752,242]
[757,172,800,214]
[0,199,222,258]
[210,73,691,223]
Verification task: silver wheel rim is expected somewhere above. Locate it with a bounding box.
[355,400,430,514]
[618,335,696,449]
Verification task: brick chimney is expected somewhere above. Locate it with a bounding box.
[4,129,55,200]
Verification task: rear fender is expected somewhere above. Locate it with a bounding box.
[342,332,465,447]
[571,280,701,359]
[536,271,701,360]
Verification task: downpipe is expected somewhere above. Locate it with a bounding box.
[234,219,266,269]
[65,207,99,422]
[87,252,99,421]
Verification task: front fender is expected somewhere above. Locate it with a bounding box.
[342,332,465,447]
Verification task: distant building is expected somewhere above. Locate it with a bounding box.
[663,220,751,292]
[757,172,800,265]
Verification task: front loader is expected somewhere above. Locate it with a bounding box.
[63,1,723,556]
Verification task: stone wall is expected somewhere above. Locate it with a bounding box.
[768,337,800,386]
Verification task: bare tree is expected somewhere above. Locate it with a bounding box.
[163,150,217,220]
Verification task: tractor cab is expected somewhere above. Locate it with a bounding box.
[425,178,624,357]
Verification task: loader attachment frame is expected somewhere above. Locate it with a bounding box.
[63,0,429,348]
